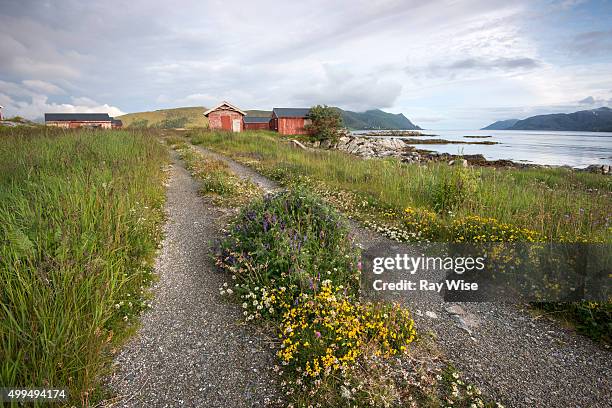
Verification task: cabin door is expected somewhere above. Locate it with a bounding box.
[221,116,231,130]
[232,119,241,132]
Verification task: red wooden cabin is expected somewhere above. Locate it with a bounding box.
[243,116,271,130]
[270,108,311,135]
[204,101,245,132]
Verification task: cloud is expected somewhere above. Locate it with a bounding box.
[447,57,541,70]
[569,30,612,57]
[408,57,542,79]
[577,95,612,107]
[0,79,124,120]
[13,95,124,121]
[292,64,402,111]
[559,0,587,9]
[22,79,65,95]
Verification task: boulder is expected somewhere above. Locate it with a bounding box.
[585,164,611,175]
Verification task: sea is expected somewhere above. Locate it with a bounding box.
[352,129,612,168]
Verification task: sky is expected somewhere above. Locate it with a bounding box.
[1,0,611,129]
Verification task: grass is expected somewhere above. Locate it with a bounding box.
[188,130,611,243]
[189,130,611,345]
[169,141,262,206]
[0,127,168,405]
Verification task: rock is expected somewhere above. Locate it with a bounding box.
[425,311,438,319]
[445,304,466,316]
[320,139,331,149]
[585,164,611,175]
[449,159,468,167]
[453,313,481,334]
[289,139,309,150]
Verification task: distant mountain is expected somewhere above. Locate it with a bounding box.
[481,119,520,130]
[338,108,422,130]
[119,106,421,130]
[481,107,612,132]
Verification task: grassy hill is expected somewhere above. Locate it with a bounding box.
[118,107,273,129]
[118,106,422,130]
[117,107,209,128]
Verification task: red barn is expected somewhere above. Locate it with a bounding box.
[44,113,113,129]
[270,108,311,135]
[243,116,271,130]
[204,101,245,132]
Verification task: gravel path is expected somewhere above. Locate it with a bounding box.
[193,145,612,408]
[105,156,279,407]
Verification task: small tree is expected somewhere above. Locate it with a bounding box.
[306,105,343,143]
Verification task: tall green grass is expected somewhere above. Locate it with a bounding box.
[189,130,611,242]
[0,127,167,404]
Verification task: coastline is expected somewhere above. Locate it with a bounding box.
[320,133,612,174]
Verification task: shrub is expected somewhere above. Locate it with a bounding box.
[306,105,343,143]
[217,188,361,294]
[432,163,478,214]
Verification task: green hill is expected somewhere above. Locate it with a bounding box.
[337,108,421,130]
[481,119,520,130]
[118,106,421,130]
[117,107,208,128]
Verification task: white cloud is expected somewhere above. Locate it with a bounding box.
[0,80,124,120]
[292,64,402,111]
[22,79,65,95]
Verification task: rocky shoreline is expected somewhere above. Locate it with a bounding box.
[307,134,610,174]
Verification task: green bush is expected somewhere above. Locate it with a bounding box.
[432,162,478,214]
[217,187,360,295]
[306,105,343,143]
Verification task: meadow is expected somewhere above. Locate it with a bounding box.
[0,127,167,405]
[188,130,611,243]
[187,129,611,343]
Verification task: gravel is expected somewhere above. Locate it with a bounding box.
[105,156,279,407]
[193,146,612,408]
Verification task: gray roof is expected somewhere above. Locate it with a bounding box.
[243,116,271,123]
[45,113,112,122]
[272,108,310,118]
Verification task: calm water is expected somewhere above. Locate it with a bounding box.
[353,129,612,168]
